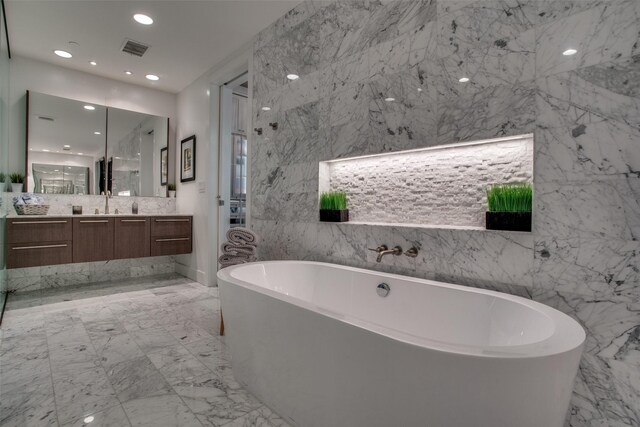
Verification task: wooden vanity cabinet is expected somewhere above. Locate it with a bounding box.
[114,217,150,259]
[6,217,72,268]
[6,215,192,268]
[150,216,192,256]
[72,218,115,263]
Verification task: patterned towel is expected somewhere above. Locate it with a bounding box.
[226,227,259,246]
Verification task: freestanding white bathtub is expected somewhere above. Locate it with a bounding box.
[218,261,585,427]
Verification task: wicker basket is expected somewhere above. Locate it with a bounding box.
[14,205,50,215]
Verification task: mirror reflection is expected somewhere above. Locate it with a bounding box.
[107,107,168,197]
[27,91,170,197]
[28,92,106,194]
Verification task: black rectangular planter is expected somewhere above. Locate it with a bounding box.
[320,209,349,222]
[486,211,531,232]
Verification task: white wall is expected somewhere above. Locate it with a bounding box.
[8,56,177,180]
[175,46,251,286]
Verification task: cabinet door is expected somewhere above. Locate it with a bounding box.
[72,218,114,262]
[150,216,192,256]
[7,241,72,269]
[7,218,72,243]
[115,217,150,259]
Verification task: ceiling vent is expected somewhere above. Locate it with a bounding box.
[121,39,150,57]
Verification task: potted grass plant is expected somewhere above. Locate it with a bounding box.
[9,172,25,193]
[167,183,176,198]
[319,191,349,222]
[486,183,532,232]
[0,172,6,192]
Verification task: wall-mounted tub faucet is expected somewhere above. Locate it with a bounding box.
[368,245,403,262]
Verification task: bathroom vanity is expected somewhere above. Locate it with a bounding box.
[6,215,192,268]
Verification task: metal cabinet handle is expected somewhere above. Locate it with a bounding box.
[120,219,147,223]
[12,220,68,225]
[155,219,190,222]
[12,244,68,250]
[155,237,190,242]
[79,220,109,223]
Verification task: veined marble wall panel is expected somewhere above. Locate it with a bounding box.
[7,256,176,294]
[251,0,640,424]
[1,193,176,216]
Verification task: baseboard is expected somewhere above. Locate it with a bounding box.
[175,263,209,286]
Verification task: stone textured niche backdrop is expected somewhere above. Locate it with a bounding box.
[250,1,640,425]
[323,136,533,226]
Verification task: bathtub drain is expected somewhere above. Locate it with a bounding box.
[377,283,390,297]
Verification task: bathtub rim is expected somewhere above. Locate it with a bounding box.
[217,260,585,359]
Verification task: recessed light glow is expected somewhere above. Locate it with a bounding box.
[459,77,470,83]
[562,48,577,56]
[54,50,72,58]
[137,153,140,156]
[53,169,59,172]
[261,106,271,111]
[286,74,299,81]
[63,145,71,149]
[145,74,159,81]
[94,131,101,135]
[84,105,95,111]
[77,152,83,155]
[125,71,133,75]
[89,61,97,66]
[84,416,94,423]
[384,97,395,102]
[417,88,423,92]
[133,14,153,25]
[42,149,50,152]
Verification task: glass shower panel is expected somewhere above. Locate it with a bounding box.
[0,0,10,320]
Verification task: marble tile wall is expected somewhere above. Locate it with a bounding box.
[250,0,640,425]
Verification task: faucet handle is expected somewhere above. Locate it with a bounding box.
[404,247,419,258]
[368,245,388,253]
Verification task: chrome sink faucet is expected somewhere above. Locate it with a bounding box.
[368,245,403,262]
[101,190,111,214]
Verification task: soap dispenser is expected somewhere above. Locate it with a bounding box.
[132,201,138,214]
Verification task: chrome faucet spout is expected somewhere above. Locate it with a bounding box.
[104,190,111,214]
[368,245,403,262]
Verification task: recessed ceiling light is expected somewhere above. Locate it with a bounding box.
[84,105,95,111]
[133,13,153,25]
[54,50,72,58]
[42,149,50,152]
[94,131,101,135]
[84,416,94,423]
[145,74,159,81]
[63,145,71,149]
[77,152,84,155]
[459,77,470,83]
[384,97,395,102]
[417,88,423,92]
[125,71,133,75]
[286,74,299,80]
[261,106,271,111]
[562,48,577,56]
[89,61,97,66]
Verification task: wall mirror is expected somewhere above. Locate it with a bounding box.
[26,91,170,197]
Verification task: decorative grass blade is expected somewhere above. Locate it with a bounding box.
[486,183,532,212]
[320,191,347,210]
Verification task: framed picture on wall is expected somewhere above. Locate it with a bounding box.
[160,147,168,186]
[180,135,196,182]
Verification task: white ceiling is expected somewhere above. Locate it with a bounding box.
[6,0,299,93]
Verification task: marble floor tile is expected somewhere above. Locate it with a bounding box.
[52,367,120,425]
[122,394,202,427]
[62,404,131,427]
[104,355,173,402]
[1,277,283,427]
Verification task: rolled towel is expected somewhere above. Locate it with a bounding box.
[220,242,257,257]
[226,227,259,247]
[218,253,254,268]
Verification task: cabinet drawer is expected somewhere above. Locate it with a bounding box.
[150,237,192,256]
[73,218,115,263]
[7,241,72,269]
[151,216,192,237]
[115,217,150,259]
[7,218,72,244]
